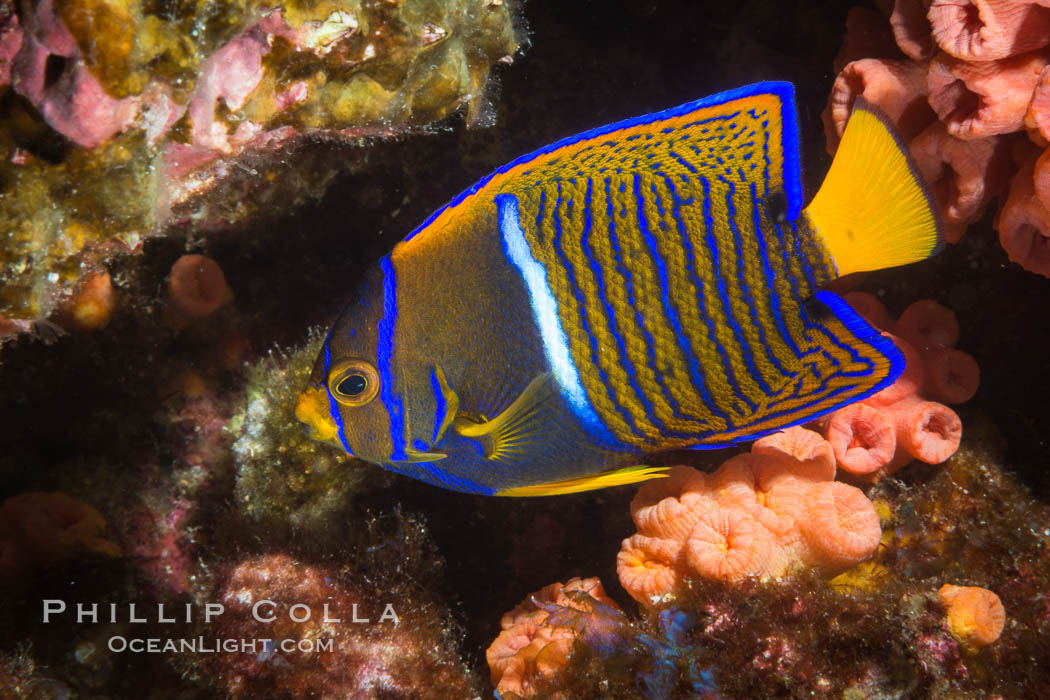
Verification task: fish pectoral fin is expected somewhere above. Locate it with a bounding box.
[431,365,460,445]
[453,372,559,463]
[396,447,448,463]
[498,465,670,497]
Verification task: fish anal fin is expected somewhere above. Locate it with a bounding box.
[711,290,906,446]
[805,97,942,277]
[498,466,669,497]
[454,372,559,462]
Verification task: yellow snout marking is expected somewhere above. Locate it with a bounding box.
[296,386,341,443]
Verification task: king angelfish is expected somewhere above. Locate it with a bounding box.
[296,82,942,496]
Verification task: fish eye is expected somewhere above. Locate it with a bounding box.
[328,360,380,407]
[338,374,367,396]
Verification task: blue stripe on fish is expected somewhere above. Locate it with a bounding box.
[604,177,693,437]
[496,194,623,449]
[749,183,800,359]
[662,174,732,427]
[579,179,652,441]
[595,176,664,436]
[814,290,903,392]
[740,291,899,430]
[633,172,707,426]
[322,338,354,455]
[550,182,640,439]
[377,254,407,461]
[720,177,774,396]
[700,176,756,414]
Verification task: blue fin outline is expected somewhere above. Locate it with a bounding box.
[377,254,408,461]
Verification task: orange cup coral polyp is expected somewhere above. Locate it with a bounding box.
[685,506,774,581]
[487,577,621,697]
[617,534,685,604]
[938,584,1007,650]
[168,254,230,318]
[800,481,883,570]
[617,427,883,606]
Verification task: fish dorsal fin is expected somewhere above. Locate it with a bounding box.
[805,97,942,277]
[453,372,561,462]
[496,81,803,218]
[398,82,802,264]
[498,465,670,497]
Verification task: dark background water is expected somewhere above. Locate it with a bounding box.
[1,0,1048,691]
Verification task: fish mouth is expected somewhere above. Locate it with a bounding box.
[295,385,342,446]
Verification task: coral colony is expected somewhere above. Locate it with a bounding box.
[829,0,1050,275]
[1,2,1050,699]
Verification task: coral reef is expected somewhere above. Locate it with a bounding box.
[820,292,977,481]
[498,434,1050,698]
[0,649,75,699]
[486,577,627,698]
[617,427,881,606]
[825,1,1050,275]
[0,0,520,326]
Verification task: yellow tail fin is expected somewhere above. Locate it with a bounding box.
[805,97,942,277]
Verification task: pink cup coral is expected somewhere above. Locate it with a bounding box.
[928,0,1050,62]
[997,147,1050,274]
[826,3,1050,276]
[889,0,935,61]
[168,254,230,319]
[800,482,883,570]
[617,428,883,606]
[59,270,117,331]
[617,535,685,606]
[926,50,1049,140]
[820,293,975,481]
[685,506,775,581]
[824,403,898,477]
[824,58,935,152]
[907,123,1014,242]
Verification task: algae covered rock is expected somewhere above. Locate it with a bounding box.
[0,0,520,325]
[230,330,383,536]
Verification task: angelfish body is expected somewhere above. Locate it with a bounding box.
[298,82,942,496]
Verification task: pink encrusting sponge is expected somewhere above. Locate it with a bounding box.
[819,293,977,481]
